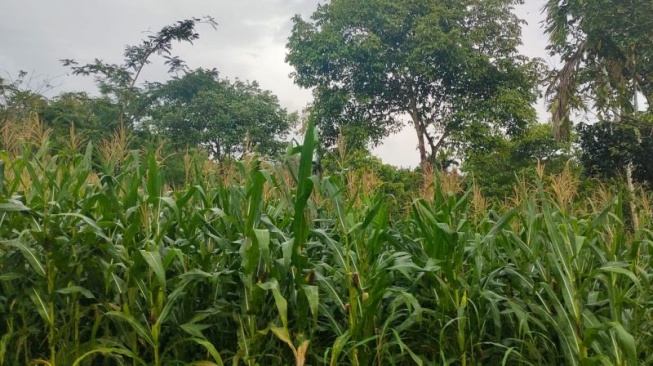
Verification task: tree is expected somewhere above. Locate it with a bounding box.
[145,68,294,160]
[61,17,217,128]
[464,122,568,198]
[545,0,653,228]
[545,0,653,140]
[578,115,653,188]
[287,0,539,167]
[38,92,121,143]
[0,71,52,125]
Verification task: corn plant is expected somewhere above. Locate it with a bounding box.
[1,118,653,365]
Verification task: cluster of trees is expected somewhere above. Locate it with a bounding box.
[286,0,653,196]
[1,17,294,185]
[2,0,652,199]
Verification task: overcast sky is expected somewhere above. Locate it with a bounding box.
[0,0,553,167]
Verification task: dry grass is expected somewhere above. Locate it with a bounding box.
[548,161,579,212]
[346,169,380,209]
[420,163,464,201]
[1,113,51,158]
[98,122,131,169]
[62,123,86,155]
[471,182,488,221]
[584,181,616,215]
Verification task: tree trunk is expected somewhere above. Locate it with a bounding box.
[409,97,428,167]
[626,162,639,231]
[414,121,428,167]
[627,57,641,231]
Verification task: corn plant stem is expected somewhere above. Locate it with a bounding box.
[21,311,29,364]
[47,252,56,366]
[455,289,466,366]
[74,295,80,361]
[72,244,80,361]
[125,277,138,366]
[375,315,382,366]
[341,216,360,366]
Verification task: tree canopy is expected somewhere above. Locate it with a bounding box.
[287,0,540,166]
[61,16,218,127]
[145,68,294,160]
[545,0,653,140]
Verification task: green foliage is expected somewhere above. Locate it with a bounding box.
[465,123,570,198]
[578,115,653,188]
[545,0,653,139]
[2,115,653,366]
[287,0,540,165]
[2,21,292,181]
[320,148,422,216]
[145,68,294,160]
[61,17,217,127]
[38,92,121,144]
[3,8,653,365]
[0,71,50,125]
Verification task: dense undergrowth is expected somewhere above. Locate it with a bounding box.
[1,119,653,365]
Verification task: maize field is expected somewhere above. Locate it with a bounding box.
[1,121,653,365]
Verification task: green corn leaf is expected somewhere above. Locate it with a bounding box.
[315,272,346,311]
[312,229,346,269]
[72,345,146,366]
[106,311,154,346]
[179,268,214,281]
[140,249,166,287]
[246,169,266,232]
[322,177,346,229]
[302,285,319,326]
[181,323,210,338]
[155,285,187,328]
[55,213,110,242]
[281,238,294,267]
[269,326,295,353]
[146,151,163,201]
[254,228,270,264]
[258,279,288,328]
[0,272,21,281]
[483,207,519,240]
[598,264,641,289]
[0,198,30,212]
[4,239,45,277]
[28,288,51,324]
[292,119,317,266]
[186,338,224,365]
[361,196,383,229]
[393,329,424,365]
[160,196,179,219]
[162,247,183,270]
[56,285,95,299]
[609,322,636,363]
[329,331,351,366]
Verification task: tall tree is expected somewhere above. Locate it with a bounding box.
[287,0,539,166]
[145,68,294,160]
[0,71,51,125]
[545,0,653,228]
[38,92,120,143]
[577,117,653,188]
[546,0,653,140]
[61,17,217,129]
